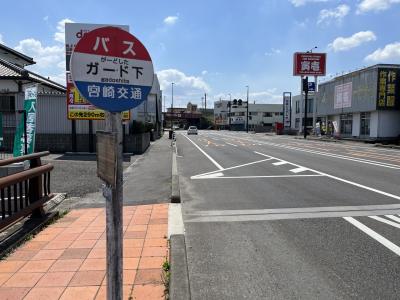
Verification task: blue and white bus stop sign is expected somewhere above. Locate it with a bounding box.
[70,26,154,112]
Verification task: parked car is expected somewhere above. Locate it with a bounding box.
[187,126,198,135]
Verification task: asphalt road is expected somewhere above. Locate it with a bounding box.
[176,130,400,300]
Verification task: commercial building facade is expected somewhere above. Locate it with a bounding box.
[214,100,283,131]
[291,64,400,140]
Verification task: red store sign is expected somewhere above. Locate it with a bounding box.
[293,52,326,76]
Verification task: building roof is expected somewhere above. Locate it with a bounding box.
[0,58,66,93]
[0,43,35,66]
[320,63,400,86]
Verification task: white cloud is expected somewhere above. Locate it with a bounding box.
[43,16,49,22]
[290,0,329,7]
[54,18,74,43]
[264,48,281,56]
[201,70,208,75]
[0,33,3,44]
[15,38,64,68]
[328,31,377,52]
[357,0,400,14]
[157,69,210,107]
[163,16,178,26]
[317,4,350,25]
[365,42,400,62]
[12,18,74,85]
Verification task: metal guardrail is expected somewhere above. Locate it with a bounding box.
[0,151,53,230]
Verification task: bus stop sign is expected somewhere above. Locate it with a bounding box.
[70,26,154,112]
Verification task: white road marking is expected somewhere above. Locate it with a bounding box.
[210,133,400,170]
[192,174,323,180]
[192,203,400,216]
[343,217,400,256]
[181,134,224,170]
[369,216,400,229]
[273,161,288,166]
[385,215,400,223]
[290,167,308,173]
[191,157,273,179]
[255,151,400,201]
[225,142,238,147]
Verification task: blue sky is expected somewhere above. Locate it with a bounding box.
[1,0,400,108]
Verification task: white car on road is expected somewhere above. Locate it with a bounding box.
[187,126,198,135]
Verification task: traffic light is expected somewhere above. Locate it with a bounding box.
[238,99,243,106]
[302,77,309,93]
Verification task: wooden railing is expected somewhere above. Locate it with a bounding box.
[0,151,54,230]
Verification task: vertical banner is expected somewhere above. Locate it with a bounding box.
[13,86,37,157]
[376,68,399,110]
[283,92,292,128]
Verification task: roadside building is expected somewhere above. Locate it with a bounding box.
[163,102,202,128]
[291,64,400,141]
[219,100,282,131]
[290,93,316,133]
[0,43,162,154]
[214,100,229,129]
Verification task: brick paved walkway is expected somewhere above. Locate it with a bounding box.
[0,204,169,300]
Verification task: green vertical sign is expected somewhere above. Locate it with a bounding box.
[0,112,3,147]
[13,86,37,157]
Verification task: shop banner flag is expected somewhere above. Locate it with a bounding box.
[13,86,37,157]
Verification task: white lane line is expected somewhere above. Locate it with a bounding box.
[255,151,400,201]
[191,157,273,179]
[212,133,400,170]
[290,167,308,173]
[273,161,288,166]
[343,217,400,256]
[192,174,323,180]
[225,142,238,147]
[369,216,400,229]
[385,215,400,223]
[181,134,224,170]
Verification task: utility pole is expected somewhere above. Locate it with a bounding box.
[204,93,207,111]
[246,85,249,133]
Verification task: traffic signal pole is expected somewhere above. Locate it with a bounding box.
[303,77,308,139]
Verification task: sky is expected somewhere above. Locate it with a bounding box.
[1,0,400,108]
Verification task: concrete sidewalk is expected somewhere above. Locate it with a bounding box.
[0,204,169,300]
[56,133,172,210]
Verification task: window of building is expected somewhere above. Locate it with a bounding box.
[249,116,252,120]
[295,118,300,129]
[340,113,353,135]
[295,101,300,113]
[360,112,370,136]
[238,112,245,116]
[263,112,272,117]
[0,95,16,112]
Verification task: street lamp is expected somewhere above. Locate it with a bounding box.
[307,46,317,53]
[246,85,249,133]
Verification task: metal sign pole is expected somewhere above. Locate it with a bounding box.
[104,112,123,300]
